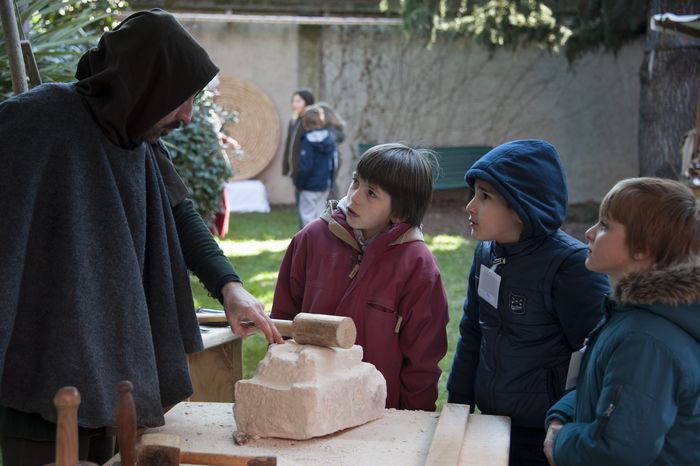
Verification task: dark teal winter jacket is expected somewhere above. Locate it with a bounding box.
[546,263,700,466]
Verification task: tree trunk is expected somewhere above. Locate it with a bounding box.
[639,0,700,178]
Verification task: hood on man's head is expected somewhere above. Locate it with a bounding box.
[75,9,219,148]
[465,139,568,240]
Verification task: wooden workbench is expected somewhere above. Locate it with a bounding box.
[108,402,510,466]
[187,326,242,402]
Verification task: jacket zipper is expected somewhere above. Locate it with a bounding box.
[346,244,402,333]
[594,384,623,439]
[488,256,506,410]
[348,251,363,279]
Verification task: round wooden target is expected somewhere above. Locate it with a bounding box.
[215,75,281,180]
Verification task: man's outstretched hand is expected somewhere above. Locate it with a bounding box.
[221,281,284,344]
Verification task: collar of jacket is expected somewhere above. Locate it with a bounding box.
[491,233,549,258]
[613,260,700,306]
[320,200,423,252]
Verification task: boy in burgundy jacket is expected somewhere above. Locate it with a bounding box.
[272,143,449,411]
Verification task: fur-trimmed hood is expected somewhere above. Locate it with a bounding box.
[614,262,700,344]
[615,262,700,306]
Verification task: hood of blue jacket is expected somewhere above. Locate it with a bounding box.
[465,139,567,240]
[305,129,335,155]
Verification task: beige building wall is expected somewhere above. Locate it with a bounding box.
[185,21,299,204]
[186,21,642,205]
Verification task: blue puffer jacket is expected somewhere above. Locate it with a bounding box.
[546,263,700,466]
[447,140,611,429]
[294,129,335,192]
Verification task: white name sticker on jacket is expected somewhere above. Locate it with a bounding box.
[565,346,586,390]
[478,264,501,308]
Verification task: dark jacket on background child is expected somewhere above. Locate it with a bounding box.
[447,140,611,461]
[293,128,335,192]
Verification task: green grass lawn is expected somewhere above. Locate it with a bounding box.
[190,207,474,410]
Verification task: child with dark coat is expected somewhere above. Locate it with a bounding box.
[447,140,611,466]
[294,106,336,227]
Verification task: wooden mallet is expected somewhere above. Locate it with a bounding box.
[115,381,136,466]
[136,433,276,466]
[47,386,99,466]
[197,311,357,349]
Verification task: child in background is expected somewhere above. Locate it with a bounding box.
[447,140,611,466]
[544,177,700,466]
[272,143,449,411]
[313,102,346,200]
[294,106,336,227]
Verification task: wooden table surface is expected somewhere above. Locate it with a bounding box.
[107,402,510,466]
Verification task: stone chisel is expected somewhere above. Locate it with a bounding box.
[196,310,356,349]
[136,432,276,466]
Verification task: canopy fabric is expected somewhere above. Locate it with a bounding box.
[651,13,700,40]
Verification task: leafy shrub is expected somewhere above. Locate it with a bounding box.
[163,90,239,227]
[0,0,125,99]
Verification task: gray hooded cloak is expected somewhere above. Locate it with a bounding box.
[0,9,218,429]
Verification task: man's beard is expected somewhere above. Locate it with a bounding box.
[144,121,182,143]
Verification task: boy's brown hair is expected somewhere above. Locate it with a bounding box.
[600,177,700,268]
[302,106,325,132]
[356,143,436,227]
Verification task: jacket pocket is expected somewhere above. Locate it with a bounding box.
[593,383,654,448]
[366,298,401,334]
[595,384,623,439]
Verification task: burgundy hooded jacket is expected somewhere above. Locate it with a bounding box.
[272,201,449,410]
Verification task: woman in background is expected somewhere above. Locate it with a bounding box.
[282,89,315,228]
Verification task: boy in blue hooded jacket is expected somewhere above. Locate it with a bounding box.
[447,140,611,466]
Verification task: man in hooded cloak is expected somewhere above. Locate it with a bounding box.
[0,9,282,464]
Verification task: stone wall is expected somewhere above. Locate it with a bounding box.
[185,20,642,204]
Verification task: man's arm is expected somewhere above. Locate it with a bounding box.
[173,199,281,343]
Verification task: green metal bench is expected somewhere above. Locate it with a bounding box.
[357,144,493,190]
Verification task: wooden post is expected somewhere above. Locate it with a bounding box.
[21,39,41,86]
[695,72,700,158]
[0,0,28,94]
